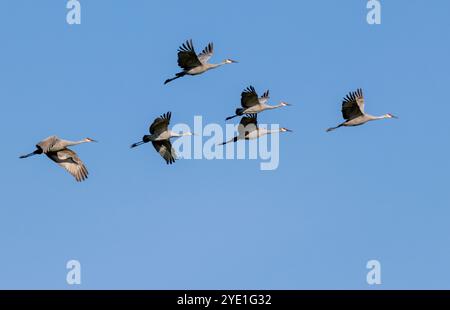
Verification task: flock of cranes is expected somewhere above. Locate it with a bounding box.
[19,39,398,182]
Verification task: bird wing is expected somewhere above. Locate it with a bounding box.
[197,42,214,64]
[241,86,260,108]
[238,114,258,137]
[258,90,270,105]
[149,112,171,135]
[341,88,364,120]
[152,140,177,164]
[355,88,365,113]
[37,136,59,153]
[46,148,89,182]
[177,39,202,70]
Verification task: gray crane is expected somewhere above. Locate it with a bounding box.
[164,39,237,85]
[225,86,290,121]
[130,112,193,164]
[19,136,97,182]
[326,88,398,132]
[220,114,292,145]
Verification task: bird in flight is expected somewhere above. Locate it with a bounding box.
[226,86,290,120]
[130,112,194,164]
[326,88,398,132]
[220,114,292,145]
[164,39,237,85]
[19,136,97,182]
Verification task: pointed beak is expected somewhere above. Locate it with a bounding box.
[283,102,292,106]
[90,139,99,143]
[285,129,293,132]
[230,59,238,63]
[391,115,399,119]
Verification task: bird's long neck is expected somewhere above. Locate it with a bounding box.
[265,102,285,110]
[269,128,284,134]
[209,62,224,69]
[367,114,388,121]
[62,139,88,146]
[257,128,280,136]
[170,131,192,137]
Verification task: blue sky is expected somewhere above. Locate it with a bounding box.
[0,0,449,289]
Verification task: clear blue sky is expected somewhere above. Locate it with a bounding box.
[0,0,449,289]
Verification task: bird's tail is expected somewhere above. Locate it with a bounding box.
[164,72,186,85]
[225,108,244,121]
[19,150,40,159]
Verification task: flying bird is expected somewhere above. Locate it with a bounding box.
[130,112,193,164]
[164,39,237,85]
[220,114,292,145]
[19,136,97,182]
[326,88,398,132]
[226,86,290,121]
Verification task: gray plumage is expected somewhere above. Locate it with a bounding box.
[46,149,89,182]
[225,86,290,121]
[220,114,292,145]
[130,112,193,165]
[19,136,96,182]
[164,39,237,84]
[326,88,398,132]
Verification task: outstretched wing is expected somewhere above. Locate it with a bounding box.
[342,88,364,120]
[259,90,270,105]
[177,39,202,70]
[241,86,260,108]
[152,140,176,165]
[238,114,258,137]
[150,112,171,135]
[37,136,59,153]
[47,148,89,182]
[198,42,214,64]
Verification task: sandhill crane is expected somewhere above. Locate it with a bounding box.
[225,86,290,121]
[130,112,193,164]
[19,136,97,182]
[164,39,237,85]
[219,114,292,145]
[326,88,398,132]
